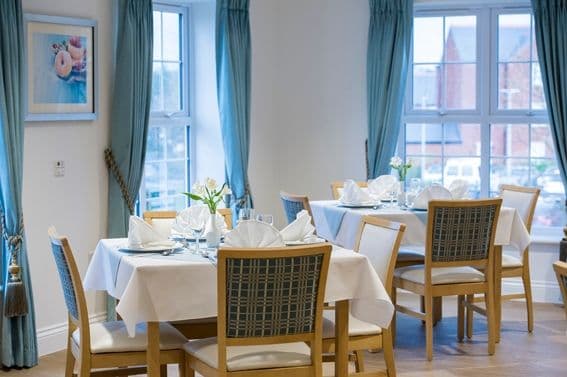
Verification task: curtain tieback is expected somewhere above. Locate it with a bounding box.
[0,211,28,317]
[235,182,252,209]
[104,147,135,214]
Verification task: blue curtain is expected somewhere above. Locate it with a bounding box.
[0,0,38,367]
[366,0,413,179]
[532,0,567,193]
[216,0,253,220]
[106,0,153,238]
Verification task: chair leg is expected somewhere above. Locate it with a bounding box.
[185,357,195,377]
[457,295,464,342]
[523,264,534,333]
[391,287,397,347]
[64,343,75,377]
[486,289,496,355]
[425,294,434,361]
[466,294,474,339]
[382,327,396,377]
[353,350,365,373]
[160,364,168,376]
[178,359,186,377]
[77,357,90,377]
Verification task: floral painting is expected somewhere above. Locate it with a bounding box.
[25,15,96,121]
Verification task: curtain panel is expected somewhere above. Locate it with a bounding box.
[215,0,253,220]
[531,0,567,196]
[106,0,153,238]
[366,0,413,179]
[0,0,38,367]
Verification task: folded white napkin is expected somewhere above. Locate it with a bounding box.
[448,179,470,199]
[172,205,227,235]
[340,179,372,204]
[280,210,316,242]
[223,220,284,248]
[127,216,176,249]
[412,184,453,210]
[368,175,398,200]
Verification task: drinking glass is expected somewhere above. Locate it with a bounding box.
[256,214,274,226]
[388,184,399,208]
[238,208,255,221]
[409,178,422,193]
[190,219,205,254]
[174,216,192,248]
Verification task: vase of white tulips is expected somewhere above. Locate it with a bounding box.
[183,178,230,248]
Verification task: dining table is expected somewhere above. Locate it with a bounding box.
[84,239,395,377]
[310,200,531,342]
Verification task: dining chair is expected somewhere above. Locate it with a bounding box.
[393,199,502,361]
[330,181,368,200]
[321,216,405,376]
[280,191,314,224]
[48,227,187,377]
[466,185,540,336]
[553,261,567,318]
[183,244,332,377]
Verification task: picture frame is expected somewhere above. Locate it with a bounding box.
[24,14,97,121]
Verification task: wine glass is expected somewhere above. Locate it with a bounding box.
[238,208,255,222]
[190,219,205,254]
[388,184,399,208]
[174,216,192,248]
[256,214,274,226]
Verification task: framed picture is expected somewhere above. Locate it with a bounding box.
[24,14,97,121]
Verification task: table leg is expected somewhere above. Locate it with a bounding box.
[335,300,349,377]
[147,322,161,377]
[494,245,502,343]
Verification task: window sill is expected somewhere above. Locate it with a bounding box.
[531,226,564,245]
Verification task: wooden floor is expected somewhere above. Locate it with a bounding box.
[3,297,566,376]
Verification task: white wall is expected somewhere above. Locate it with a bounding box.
[22,0,113,355]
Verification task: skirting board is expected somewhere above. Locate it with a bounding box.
[37,312,106,357]
[501,279,562,304]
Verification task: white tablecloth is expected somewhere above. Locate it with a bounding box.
[311,200,531,251]
[84,239,394,336]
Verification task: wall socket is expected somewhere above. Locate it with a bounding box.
[54,160,65,177]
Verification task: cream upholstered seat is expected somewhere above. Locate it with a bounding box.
[72,321,186,354]
[183,244,332,377]
[184,338,312,371]
[322,311,381,339]
[321,216,404,375]
[393,199,502,361]
[501,252,523,268]
[48,227,186,377]
[395,265,485,285]
[553,261,567,318]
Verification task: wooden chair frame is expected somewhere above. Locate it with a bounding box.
[48,227,184,377]
[393,199,502,361]
[322,216,405,376]
[330,181,368,200]
[553,261,567,318]
[467,185,540,337]
[185,245,332,377]
[279,191,314,224]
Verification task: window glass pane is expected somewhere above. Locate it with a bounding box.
[444,124,480,156]
[153,11,162,60]
[498,14,531,62]
[151,62,163,112]
[414,17,443,63]
[490,158,531,192]
[146,126,165,161]
[531,22,538,61]
[162,62,181,112]
[405,123,440,156]
[413,64,441,110]
[530,124,554,158]
[167,126,186,159]
[531,63,546,110]
[498,63,530,109]
[490,124,530,157]
[167,161,186,195]
[144,161,167,200]
[162,12,181,61]
[444,16,476,62]
[444,63,476,109]
[444,157,481,195]
[405,157,443,185]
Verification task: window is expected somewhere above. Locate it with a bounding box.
[138,4,191,212]
[402,5,566,227]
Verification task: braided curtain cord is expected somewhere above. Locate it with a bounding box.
[104,147,135,214]
[0,207,28,316]
[235,182,252,210]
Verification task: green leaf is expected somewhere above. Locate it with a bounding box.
[183,192,203,201]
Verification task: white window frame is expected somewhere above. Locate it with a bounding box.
[402,2,564,232]
[138,2,193,212]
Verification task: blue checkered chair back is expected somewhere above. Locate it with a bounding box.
[225,254,324,338]
[50,240,80,320]
[281,198,306,224]
[430,203,499,263]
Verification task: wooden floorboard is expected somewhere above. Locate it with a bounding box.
[2,297,566,376]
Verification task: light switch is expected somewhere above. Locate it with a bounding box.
[54,160,65,177]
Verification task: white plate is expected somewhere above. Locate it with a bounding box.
[119,242,183,253]
[338,201,381,208]
[285,237,327,246]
